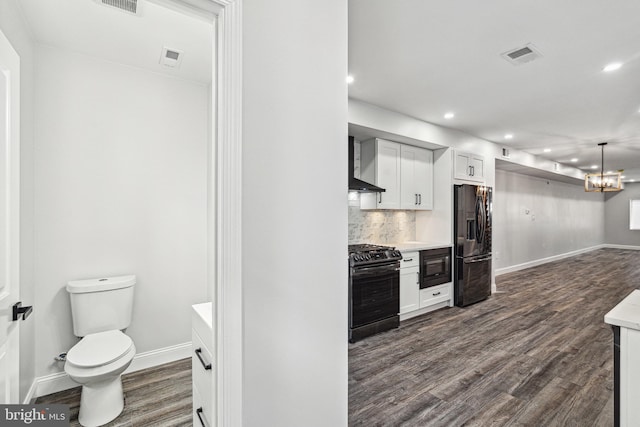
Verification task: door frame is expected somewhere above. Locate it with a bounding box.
[150,0,243,425]
[0,25,21,403]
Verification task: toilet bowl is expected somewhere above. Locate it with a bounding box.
[64,330,136,427]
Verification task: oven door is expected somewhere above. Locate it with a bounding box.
[350,262,400,329]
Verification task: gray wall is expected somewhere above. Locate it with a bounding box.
[605,182,640,246]
[242,0,348,425]
[494,170,605,270]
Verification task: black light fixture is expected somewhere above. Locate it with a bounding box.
[584,142,623,192]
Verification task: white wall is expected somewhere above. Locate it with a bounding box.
[33,46,209,377]
[0,0,36,402]
[605,182,640,247]
[242,0,348,425]
[494,170,605,271]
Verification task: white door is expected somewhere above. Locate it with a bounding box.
[0,28,21,404]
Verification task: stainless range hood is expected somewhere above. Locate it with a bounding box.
[348,136,385,193]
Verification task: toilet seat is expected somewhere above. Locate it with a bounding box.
[67,330,133,368]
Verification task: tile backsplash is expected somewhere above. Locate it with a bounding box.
[348,205,416,244]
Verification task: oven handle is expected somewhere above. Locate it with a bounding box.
[351,264,399,278]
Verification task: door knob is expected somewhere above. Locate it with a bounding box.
[12,302,33,321]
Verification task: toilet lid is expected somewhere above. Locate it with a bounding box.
[67,330,133,368]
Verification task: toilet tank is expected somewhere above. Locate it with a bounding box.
[67,275,136,337]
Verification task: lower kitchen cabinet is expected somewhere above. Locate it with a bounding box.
[192,303,214,427]
[399,250,453,321]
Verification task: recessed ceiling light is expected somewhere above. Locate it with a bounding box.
[621,175,626,179]
[606,170,613,174]
[603,62,623,72]
[543,148,551,153]
[570,158,578,162]
[504,134,513,140]
[631,179,636,182]
[444,112,455,119]
[591,165,598,169]
[346,75,354,84]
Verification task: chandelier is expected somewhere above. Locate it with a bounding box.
[584,142,623,192]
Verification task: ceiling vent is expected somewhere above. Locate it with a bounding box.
[160,47,184,68]
[94,0,141,16]
[501,43,543,66]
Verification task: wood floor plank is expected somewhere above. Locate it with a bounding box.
[349,248,635,426]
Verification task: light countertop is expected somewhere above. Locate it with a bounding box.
[387,241,452,252]
[605,290,640,330]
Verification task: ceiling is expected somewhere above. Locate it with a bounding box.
[17,0,213,84]
[349,0,640,183]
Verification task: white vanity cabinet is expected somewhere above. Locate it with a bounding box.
[192,302,214,427]
[453,150,485,182]
[399,251,420,315]
[360,138,433,210]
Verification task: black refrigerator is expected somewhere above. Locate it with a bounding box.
[453,184,492,307]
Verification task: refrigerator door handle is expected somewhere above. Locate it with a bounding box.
[464,256,492,263]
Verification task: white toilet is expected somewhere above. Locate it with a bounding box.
[65,275,137,427]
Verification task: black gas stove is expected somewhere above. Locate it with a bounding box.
[348,244,402,268]
[348,244,402,342]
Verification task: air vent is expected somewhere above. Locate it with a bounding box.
[160,47,184,68]
[501,43,543,66]
[502,148,510,158]
[94,0,140,16]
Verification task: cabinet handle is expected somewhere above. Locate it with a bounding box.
[470,165,475,176]
[378,192,382,204]
[196,407,206,427]
[415,194,418,205]
[418,194,422,205]
[416,271,420,285]
[195,348,212,370]
[404,258,413,262]
[433,291,441,296]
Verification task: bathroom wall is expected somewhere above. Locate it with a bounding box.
[0,0,36,402]
[33,45,209,377]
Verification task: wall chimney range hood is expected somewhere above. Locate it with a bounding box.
[348,136,386,193]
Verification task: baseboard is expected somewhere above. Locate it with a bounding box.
[30,341,191,399]
[495,244,605,276]
[603,244,640,251]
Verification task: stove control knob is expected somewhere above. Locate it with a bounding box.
[365,254,371,260]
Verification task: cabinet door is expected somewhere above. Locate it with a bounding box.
[400,266,420,314]
[454,152,472,180]
[375,139,401,209]
[469,155,484,181]
[414,148,433,210]
[400,145,433,210]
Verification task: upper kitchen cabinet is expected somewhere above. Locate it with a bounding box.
[400,145,433,210]
[360,138,433,210]
[453,150,485,183]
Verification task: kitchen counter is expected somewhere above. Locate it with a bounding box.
[388,241,451,252]
[605,290,640,330]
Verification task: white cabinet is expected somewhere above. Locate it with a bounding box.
[453,150,485,182]
[192,303,214,427]
[419,283,451,308]
[360,138,433,210]
[399,251,420,314]
[400,145,433,210]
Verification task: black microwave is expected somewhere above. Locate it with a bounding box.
[419,247,451,289]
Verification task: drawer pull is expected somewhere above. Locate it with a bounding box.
[195,348,212,370]
[196,407,206,427]
[433,291,441,296]
[404,258,413,262]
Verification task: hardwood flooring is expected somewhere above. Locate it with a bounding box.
[349,248,639,426]
[36,358,192,426]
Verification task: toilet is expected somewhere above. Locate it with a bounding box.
[65,275,137,427]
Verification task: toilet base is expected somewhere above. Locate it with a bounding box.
[78,375,125,427]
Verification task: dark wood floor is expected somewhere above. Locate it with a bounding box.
[36,358,192,426]
[349,248,640,426]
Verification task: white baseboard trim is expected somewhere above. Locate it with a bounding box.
[30,341,191,399]
[603,244,640,251]
[495,244,606,276]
